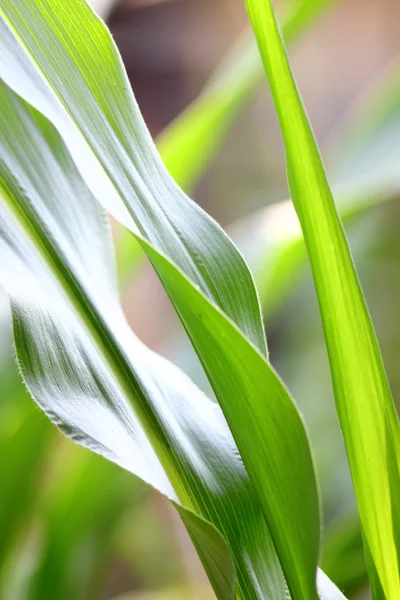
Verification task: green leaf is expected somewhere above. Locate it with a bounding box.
[0,81,288,599]
[0,2,326,598]
[245,1,400,598]
[328,57,400,181]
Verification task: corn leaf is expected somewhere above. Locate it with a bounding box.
[0,2,325,597]
[116,0,335,283]
[0,80,347,599]
[245,1,400,598]
[0,83,289,599]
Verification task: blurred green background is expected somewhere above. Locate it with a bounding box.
[1,0,400,598]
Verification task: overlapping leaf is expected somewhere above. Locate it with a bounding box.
[0,2,323,597]
[0,83,289,599]
[245,0,400,598]
[0,79,347,599]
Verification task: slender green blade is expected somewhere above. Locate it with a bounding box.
[0,2,325,597]
[245,1,400,598]
[0,82,288,599]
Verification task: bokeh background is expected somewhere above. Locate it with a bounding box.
[1,0,400,598]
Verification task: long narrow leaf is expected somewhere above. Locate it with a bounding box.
[245,1,400,598]
[0,83,290,599]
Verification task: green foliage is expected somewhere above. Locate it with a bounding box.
[0,0,398,599]
[245,0,400,598]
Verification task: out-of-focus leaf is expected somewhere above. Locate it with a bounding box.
[0,396,51,583]
[111,587,215,600]
[29,446,141,600]
[231,167,400,316]
[0,83,290,599]
[322,513,367,597]
[245,1,400,598]
[0,3,329,598]
[158,0,335,193]
[328,58,400,180]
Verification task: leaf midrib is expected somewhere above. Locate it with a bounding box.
[0,173,195,508]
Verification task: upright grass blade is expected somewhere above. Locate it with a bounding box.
[0,83,289,599]
[245,1,400,598]
[0,3,325,597]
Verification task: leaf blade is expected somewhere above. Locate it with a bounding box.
[245,1,400,598]
[0,81,287,599]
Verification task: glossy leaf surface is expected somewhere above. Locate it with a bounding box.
[0,2,322,596]
[0,83,289,599]
[0,82,345,599]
